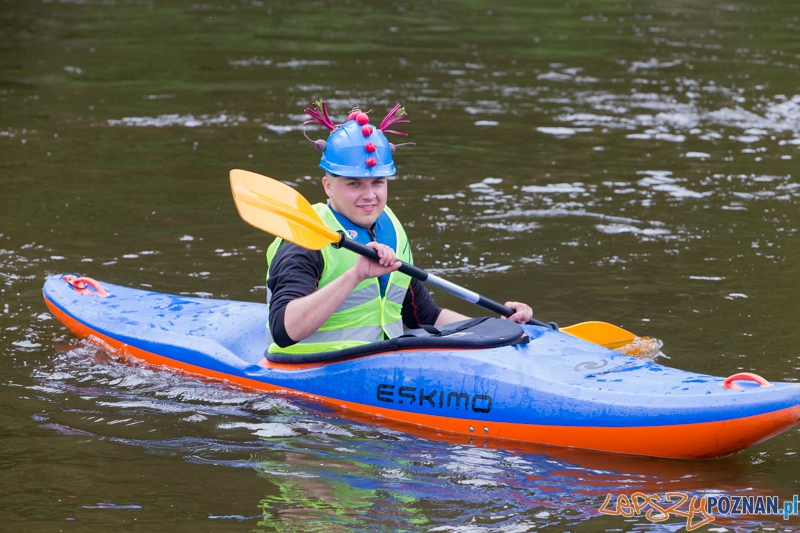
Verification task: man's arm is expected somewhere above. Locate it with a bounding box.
[436,302,532,325]
[434,308,471,326]
[267,242,324,347]
[269,241,400,345]
[401,278,532,326]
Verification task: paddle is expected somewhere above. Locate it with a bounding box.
[229,169,640,348]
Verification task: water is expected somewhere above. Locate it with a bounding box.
[2,0,800,530]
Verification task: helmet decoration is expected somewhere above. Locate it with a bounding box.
[303,100,415,178]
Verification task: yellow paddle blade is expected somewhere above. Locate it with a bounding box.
[229,169,339,251]
[560,321,638,349]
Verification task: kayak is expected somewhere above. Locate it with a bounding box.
[43,274,800,459]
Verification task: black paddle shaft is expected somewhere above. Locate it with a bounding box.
[334,232,556,329]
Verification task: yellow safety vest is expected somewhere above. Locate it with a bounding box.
[265,204,413,355]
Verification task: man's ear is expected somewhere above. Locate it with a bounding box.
[322,174,333,198]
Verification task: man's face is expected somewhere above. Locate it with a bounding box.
[322,175,388,228]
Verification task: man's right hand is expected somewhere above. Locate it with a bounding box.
[352,241,401,281]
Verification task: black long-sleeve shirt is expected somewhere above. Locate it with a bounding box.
[267,241,442,347]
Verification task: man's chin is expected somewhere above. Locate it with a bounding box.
[352,214,380,228]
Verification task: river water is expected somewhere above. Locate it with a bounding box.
[2,0,799,531]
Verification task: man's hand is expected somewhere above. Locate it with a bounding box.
[352,241,401,281]
[503,301,533,324]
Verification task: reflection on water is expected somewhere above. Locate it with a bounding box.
[107,112,246,128]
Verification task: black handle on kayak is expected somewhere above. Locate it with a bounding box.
[334,232,556,329]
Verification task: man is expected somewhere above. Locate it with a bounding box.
[266,101,532,355]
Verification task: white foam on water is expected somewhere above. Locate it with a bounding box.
[541,88,799,153]
[627,58,683,72]
[595,224,671,237]
[521,183,586,194]
[483,222,541,233]
[108,113,245,128]
[275,59,332,68]
[265,123,306,133]
[654,133,686,142]
[162,386,253,405]
[465,101,504,115]
[537,126,576,136]
[229,57,272,67]
[219,422,299,438]
[97,400,198,414]
[537,71,574,81]
[13,340,42,349]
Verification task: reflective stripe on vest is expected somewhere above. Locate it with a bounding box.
[334,284,379,312]
[265,203,413,355]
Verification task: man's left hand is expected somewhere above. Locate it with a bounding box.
[503,301,533,324]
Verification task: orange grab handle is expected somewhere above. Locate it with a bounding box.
[62,275,110,297]
[721,372,771,390]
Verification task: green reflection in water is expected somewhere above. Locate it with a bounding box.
[252,449,427,533]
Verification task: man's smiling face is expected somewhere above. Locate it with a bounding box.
[322,174,388,228]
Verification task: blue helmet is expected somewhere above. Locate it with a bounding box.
[319,119,394,178]
[303,101,412,178]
